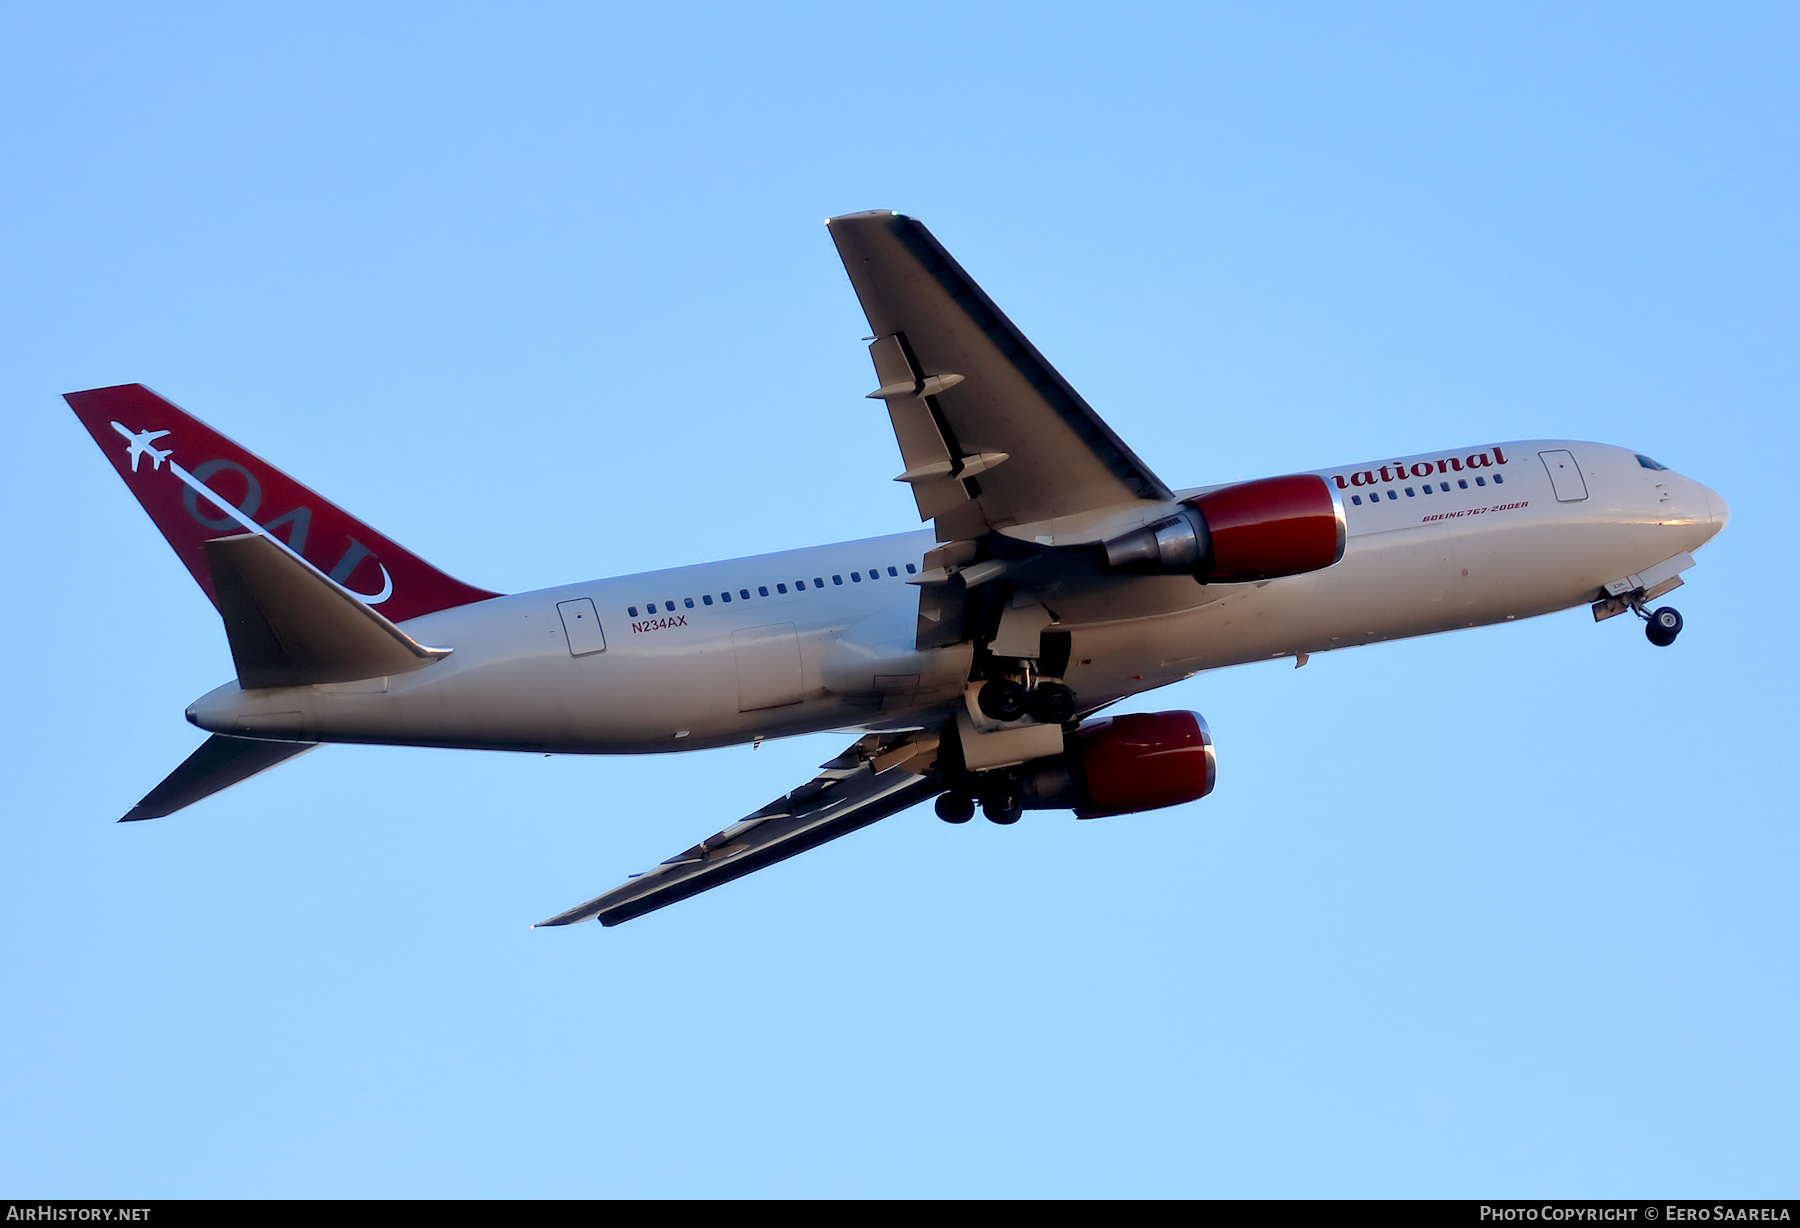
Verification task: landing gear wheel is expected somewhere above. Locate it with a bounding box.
[977,678,1029,723]
[983,795,1022,825]
[935,792,975,824]
[1645,606,1683,648]
[1027,682,1077,725]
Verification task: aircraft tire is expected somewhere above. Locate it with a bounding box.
[977,679,1029,722]
[1646,606,1683,647]
[936,792,975,824]
[1027,682,1077,725]
[983,795,1023,824]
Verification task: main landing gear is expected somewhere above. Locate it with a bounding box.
[976,679,1076,725]
[935,791,1023,825]
[955,660,1077,826]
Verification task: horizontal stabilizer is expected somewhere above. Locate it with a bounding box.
[538,743,942,927]
[205,533,451,689]
[122,735,316,822]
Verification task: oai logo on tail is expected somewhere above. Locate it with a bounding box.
[108,418,393,605]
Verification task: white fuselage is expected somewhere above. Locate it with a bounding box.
[186,440,1727,753]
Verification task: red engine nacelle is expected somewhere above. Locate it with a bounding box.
[1101,473,1345,583]
[1186,473,1346,583]
[1072,710,1217,817]
[1011,711,1217,818]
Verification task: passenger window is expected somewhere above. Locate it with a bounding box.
[815,577,825,587]
[1440,482,1450,492]
[703,594,713,606]
[906,563,917,574]
[1475,477,1486,486]
[628,606,638,617]
[753,587,764,598]
[777,583,788,593]
[1458,480,1468,490]
[851,572,862,582]
[1493,474,1503,484]
[1387,490,1398,500]
[721,592,731,602]
[1352,495,1362,505]
[684,598,694,608]
[832,575,843,585]
[1405,487,1415,496]
[888,566,898,577]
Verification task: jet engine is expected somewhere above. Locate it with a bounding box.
[1102,474,1346,583]
[1001,710,1217,818]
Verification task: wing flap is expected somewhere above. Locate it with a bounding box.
[537,735,944,927]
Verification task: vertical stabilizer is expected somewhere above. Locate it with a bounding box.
[66,384,500,622]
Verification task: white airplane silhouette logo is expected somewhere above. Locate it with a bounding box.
[110,421,172,473]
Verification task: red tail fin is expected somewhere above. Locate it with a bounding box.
[67,384,500,622]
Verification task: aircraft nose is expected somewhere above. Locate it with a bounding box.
[1703,483,1730,533]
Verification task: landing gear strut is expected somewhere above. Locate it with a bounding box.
[1599,587,1687,649]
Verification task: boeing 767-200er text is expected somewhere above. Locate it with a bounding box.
[67,211,1729,927]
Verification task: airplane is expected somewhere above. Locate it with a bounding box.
[65,209,1729,927]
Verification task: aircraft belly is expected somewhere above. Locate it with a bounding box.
[208,583,933,754]
[1063,509,1681,689]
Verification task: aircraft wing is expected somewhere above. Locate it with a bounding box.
[536,734,942,928]
[828,211,1174,542]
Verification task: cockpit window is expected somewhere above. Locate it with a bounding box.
[1636,454,1669,471]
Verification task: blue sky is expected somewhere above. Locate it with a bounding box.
[3,2,1795,1197]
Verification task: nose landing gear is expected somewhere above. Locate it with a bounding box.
[1593,583,1687,648]
[1645,606,1683,647]
[1593,554,1697,648]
